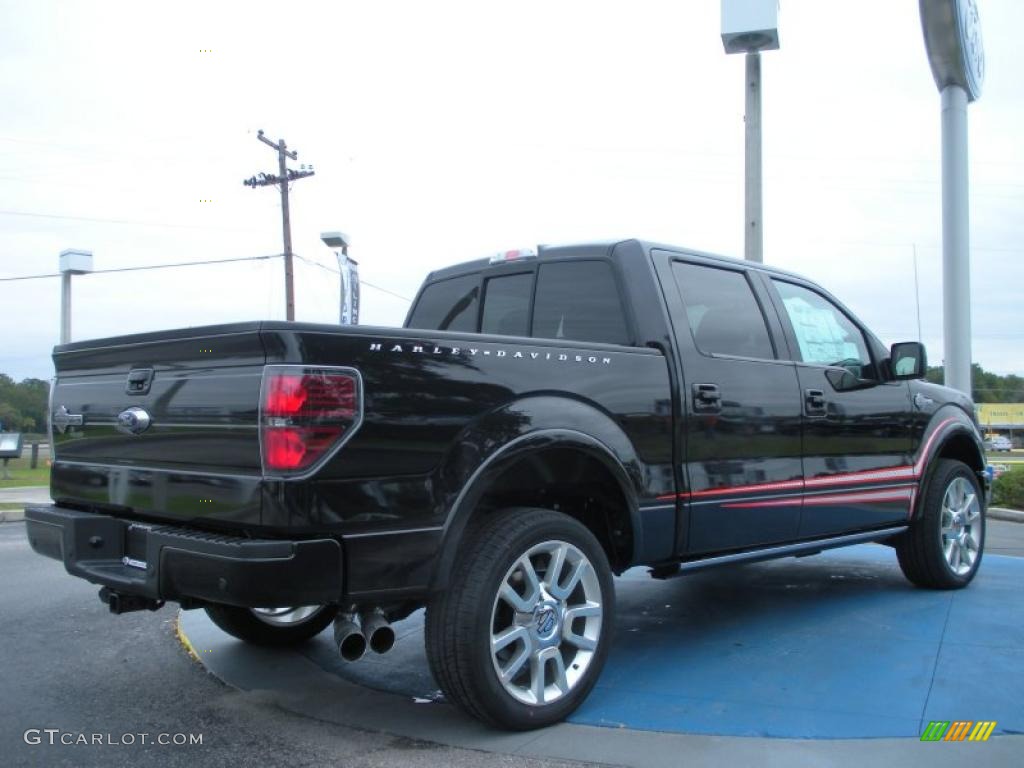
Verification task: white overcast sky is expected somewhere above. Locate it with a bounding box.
[1,0,1022,381]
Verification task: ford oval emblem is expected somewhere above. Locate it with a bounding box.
[116,406,152,435]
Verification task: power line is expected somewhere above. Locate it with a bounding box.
[0,251,414,304]
[0,254,280,282]
[0,208,251,232]
[293,253,412,303]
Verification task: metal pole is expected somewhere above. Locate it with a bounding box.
[912,244,923,343]
[278,139,295,322]
[940,85,971,395]
[744,51,763,263]
[339,245,347,325]
[60,272,72,344]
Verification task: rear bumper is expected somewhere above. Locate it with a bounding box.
[24,504,342,608]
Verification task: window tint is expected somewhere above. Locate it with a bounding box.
[532,261,629,345]
[407,275,480,332]
[481,273,533,336]
[772,279,873,376]
[672,262,774,359]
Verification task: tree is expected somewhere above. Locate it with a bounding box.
[924,363,1024,403]
[0,374,51,433]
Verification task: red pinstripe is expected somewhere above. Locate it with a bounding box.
[721,487,915,510]
[656,416,962,509]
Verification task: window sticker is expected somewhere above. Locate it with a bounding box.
[783,296,860,365]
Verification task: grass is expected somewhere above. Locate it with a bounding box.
[0,503,24,511]
[0,457,51,489]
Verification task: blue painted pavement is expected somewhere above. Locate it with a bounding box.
[301,544,1024,739]
[573,546,1023,738]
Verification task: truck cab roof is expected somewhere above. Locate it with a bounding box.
[424,239,807,283]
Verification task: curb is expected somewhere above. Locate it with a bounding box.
[174,613,201,663]
[0,509,25,523]
[988,507,1024,523]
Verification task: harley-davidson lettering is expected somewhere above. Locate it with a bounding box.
[368,342,612,365]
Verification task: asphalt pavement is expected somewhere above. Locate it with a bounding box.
[0,486,51,505]
[2,519,1022,767]
[0,523,587,768]
[987,518,1024,557]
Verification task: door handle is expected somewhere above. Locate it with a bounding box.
[125,368,154,395]
[693,383,722,412]
[805,388,826,416]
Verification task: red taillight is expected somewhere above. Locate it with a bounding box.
[260,367,361,474]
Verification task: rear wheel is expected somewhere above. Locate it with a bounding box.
[426,507,615,730]
[896,459,985,589]
[204,603,337,646]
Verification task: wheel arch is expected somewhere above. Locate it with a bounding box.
[430,428,642,592]
[913,410,987,520]
[935,430,986,474]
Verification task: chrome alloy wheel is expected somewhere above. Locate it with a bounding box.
[250,605,323,626]
[489,540,603,706]
[940,476,982,576]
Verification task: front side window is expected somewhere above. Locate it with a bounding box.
[772,279,873,377]
[672,262,775,360]
[407,274,480,332]
[532,261,629,345]
[481,273,533,336]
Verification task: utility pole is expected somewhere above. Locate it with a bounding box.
[243,131,315,321]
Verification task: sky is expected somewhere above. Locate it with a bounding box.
[1,0,1022,382]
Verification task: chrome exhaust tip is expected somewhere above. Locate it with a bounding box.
[360,609,396,654]
[333,615,367,662]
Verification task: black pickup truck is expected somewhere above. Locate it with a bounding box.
[26,240,988,730]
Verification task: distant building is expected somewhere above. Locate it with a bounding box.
[976,404,1024,442]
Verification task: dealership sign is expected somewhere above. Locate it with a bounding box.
[920,0,984,100]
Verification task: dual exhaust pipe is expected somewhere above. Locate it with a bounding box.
[333,608,395,662]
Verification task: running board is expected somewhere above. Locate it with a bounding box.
[656,526,908,577]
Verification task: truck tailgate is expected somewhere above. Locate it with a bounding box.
[49,323,266,525]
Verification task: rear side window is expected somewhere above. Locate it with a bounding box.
[481,273,533,336]
[672,262,774,360]
[407,275,480,332]
[532,261,629,345]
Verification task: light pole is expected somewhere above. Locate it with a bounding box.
[920,0,984,395]
[721,0,780,263]
[320,232,360,325]
[58,249,93,344]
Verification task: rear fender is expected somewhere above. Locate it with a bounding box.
[429,395,644,590]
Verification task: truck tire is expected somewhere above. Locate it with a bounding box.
[204,604,337,647]
[425,507,615,730]
[896,459,985,589]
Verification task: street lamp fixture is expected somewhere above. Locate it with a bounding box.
[320,232,351,252]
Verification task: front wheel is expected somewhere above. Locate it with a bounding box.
[896,459,985,589]
[426,508,615,730]
[204,603,337,647]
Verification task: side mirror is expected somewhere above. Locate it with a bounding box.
[890,342,927,380]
